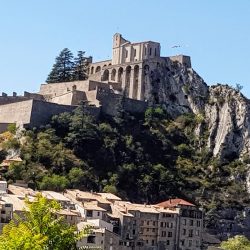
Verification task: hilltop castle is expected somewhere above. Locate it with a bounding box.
[0,34,193,132]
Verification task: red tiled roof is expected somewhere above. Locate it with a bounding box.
[156,198,195,208]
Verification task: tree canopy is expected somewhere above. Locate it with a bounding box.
[46,49,89,83]
[221,235,250,250]
[0,194,88,250]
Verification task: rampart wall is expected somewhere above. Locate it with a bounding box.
[96,88,147,116]
[50,91,87,106]
[39,80,89,96]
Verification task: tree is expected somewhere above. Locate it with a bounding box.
[73,51,89,81]
[0,194,88,250]
[46,48,74,83]
[235,83,243,92]
[221,235,250,250]
[39,174,69,191]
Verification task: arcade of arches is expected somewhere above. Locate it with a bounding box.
[90,64,144,100]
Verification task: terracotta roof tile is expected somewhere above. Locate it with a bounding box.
[156,198,195,208]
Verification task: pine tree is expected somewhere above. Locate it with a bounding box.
[73,51,89,81]
[46,48,74,83]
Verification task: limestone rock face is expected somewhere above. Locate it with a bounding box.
[144,60,209,117]
[146,60,250,159]
[205,85,250,159]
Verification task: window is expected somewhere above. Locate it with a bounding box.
[168,232,172,237]
[125,50,128,58]
[196,240,200,247]
[147,228,149,232]
[197,220,201,227]
[181,240,185,246]
[86,210,93,217]
[97,212,100,216]
[189,229,193,237]
[152,240,155,246]
[182,229,186,235]
[145,47,147,55]
[161,231,166,237]
[190,219,194,226]
[166,240,170,245]
[134,49,136,57]
[196,230,200,236]
[155,48,157,56]
[133,229,135,235]
[87,236,96,244]
[160,222,163,227]
[147,221,150,225]
[183,219,186,225]
[152,228,155,232]
[150,48,152,55]
[189,240,192,247]
[153,221,156,226]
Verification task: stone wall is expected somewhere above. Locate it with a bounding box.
[0,96,30,105]
[39,80,90,97]
[0,100,33,125]
[96,88,147,116]
[29,100,76,128]
[50,91,87,106]
[169,55,192,68]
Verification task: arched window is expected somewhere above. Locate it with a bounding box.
[102,69,109,81]
[133,65,139,99]
[102,64,107,69]
[91,67,94,74]
[95,66,101,73]
[111,69,116,81]
[125,66,131,97]
[134,49,136,57]
[118,67,123,83]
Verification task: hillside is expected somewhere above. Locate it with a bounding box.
[1,59,250,238]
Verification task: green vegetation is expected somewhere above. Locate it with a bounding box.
[221,235,250,250]
[46,49,89,83]
[0,194,88,250]
[2,105,250,230]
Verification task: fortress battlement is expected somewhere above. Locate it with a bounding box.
[0,33,192,132]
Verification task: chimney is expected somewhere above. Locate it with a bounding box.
[13,92,17,97]
[2,92,7,97]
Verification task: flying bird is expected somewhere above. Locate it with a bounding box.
[171,45,181,49]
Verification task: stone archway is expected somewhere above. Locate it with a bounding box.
[118,67,123,83]
[133,65,139,99]
[125,66,131,97]
[95,66,101,73]
[111,69,116,81]
[102,69,109,81]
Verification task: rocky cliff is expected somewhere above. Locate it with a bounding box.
[147,60,250,161]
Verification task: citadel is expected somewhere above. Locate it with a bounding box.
[0,33,198,132]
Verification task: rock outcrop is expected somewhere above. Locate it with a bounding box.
[147,61,250,160]
[206,85,250,160]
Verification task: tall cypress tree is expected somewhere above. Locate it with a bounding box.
[46,48,74,83]
[73,51,89,81]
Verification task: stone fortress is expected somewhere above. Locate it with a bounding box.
[0,33,194,132]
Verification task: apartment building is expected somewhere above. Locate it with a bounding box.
[0,198,12,233]
[1,183,205,250]
[156,199,203,250]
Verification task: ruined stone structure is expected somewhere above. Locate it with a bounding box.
[0,33,193,132]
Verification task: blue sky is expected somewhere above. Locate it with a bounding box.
[1,1,250,97]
